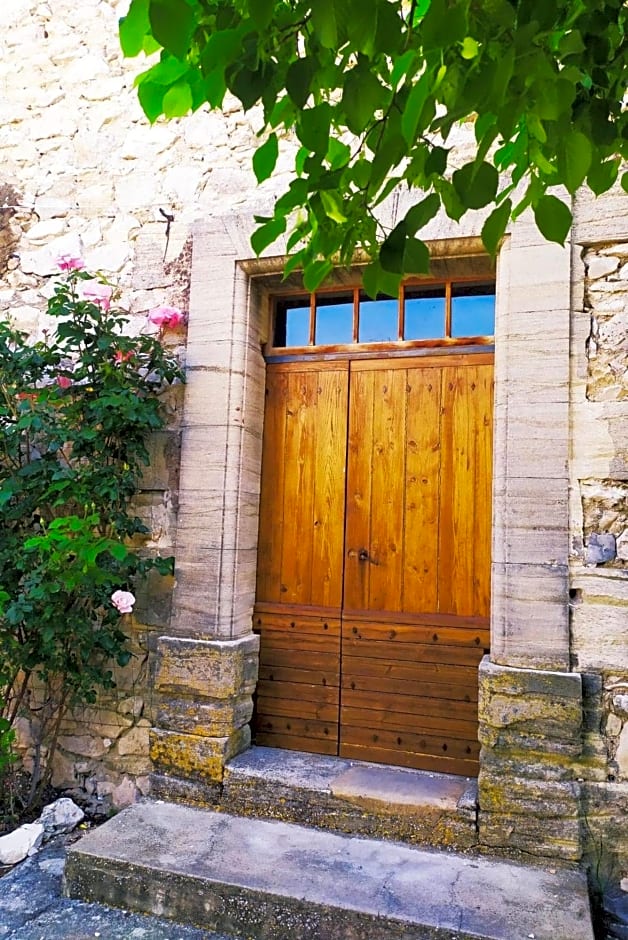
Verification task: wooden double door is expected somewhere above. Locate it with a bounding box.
[253,352,492,776]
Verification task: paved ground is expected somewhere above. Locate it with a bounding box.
[0,840,242,940]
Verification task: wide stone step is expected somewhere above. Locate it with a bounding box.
[218,745,479,850]
[65,801,594,940]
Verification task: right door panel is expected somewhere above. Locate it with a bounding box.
[340,354,493,775]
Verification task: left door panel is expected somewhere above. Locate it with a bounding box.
[254,361,348,754]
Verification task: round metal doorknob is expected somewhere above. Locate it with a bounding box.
[358,549,369,562]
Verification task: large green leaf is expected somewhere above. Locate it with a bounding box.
[452,161,499,210]
[559,130,593,194]
[148,0,195,60]
[481,199,512,256]
[247,0,274,30]
[297,104,332,155]
[343,67,386,135]
[286,57,315,109]
[253,133,279,183]
[404,193,440,233]
[533,195,572,245]
[119,0,150,57]
[162,80,193,118]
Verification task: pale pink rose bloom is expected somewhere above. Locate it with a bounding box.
[148,306,185,329]
[111,590,135,614]
[57,254,84,272]
[56,375,72,389]
[81,281,113,311]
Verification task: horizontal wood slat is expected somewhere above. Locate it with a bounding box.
[339,743,479,777]
[253,604,340,755]
[344,619,489,649]
[340,725,480,762]
[340,705,478,740]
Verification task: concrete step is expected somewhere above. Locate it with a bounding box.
[218,745,479,850]
[65,801,594,940]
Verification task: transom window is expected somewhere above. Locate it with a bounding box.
[270,279,495,353]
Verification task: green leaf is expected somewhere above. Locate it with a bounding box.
[533,195,572,245]
[424,146,448,177]
[251,217,286,256]
[621,171,628,194]
[286,57,315,109]
[137,81,165,122]
[119,0,150,57]
[320,190,347,223]
[136,54,189,86]
[148,0,195,61]
[297,104,331,155]
[362,261,401,299]
[452,161,499,210]
[401,72,431,147]
[343,67,385,135]
[559,130,592,194]
[253,133,279,183]
[248,0,274,30]
[404,193,440,234]
[162,80,193,118]
[311,0,338,49]
[380,222,407,274]
[403,237,430,276]
[421,0,467,49]
[461,37,480,59]
[303,259,334,291]
[481,199,512,256]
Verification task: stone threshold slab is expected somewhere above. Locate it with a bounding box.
[225,746,474,812]
[219,746,478,850]
[65,801,594,940]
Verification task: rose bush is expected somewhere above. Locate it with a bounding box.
[0,261,185,812]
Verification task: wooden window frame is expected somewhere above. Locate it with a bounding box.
[266,275,495,359]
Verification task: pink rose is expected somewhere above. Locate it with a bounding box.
[57,254,84,272]
[56,375,72,389]
[81,281,113,311]
[148,306,185,329]
[111,590,135,614]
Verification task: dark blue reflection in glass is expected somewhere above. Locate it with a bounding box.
[315,293,354,345]
[274,297,310,347]
[404,286,446,339]
[359,293,398,342]
[451,284,495,337]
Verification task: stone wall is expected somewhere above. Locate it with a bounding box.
[569,202,628,877]
[0,0,292,810]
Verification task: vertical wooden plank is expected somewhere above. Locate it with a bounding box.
[403,367,442,614]
[367,368,406,612]
[256,368,287,602]
[281,370,317,604]
[343,368,374,611]
[439,365,474,616]
[473,363,494,617]
[311,367,349,609]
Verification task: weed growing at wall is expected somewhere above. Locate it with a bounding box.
[0,259,184,814]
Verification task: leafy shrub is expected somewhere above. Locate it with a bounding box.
[0,260,184,811]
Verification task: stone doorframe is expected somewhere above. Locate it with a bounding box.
[149,210,584,859]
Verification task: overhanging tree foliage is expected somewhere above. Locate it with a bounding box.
[120,0,627,293]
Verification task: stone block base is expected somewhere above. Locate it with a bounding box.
[150,725,250,783]
[478,656,584,862]
[149,632,258,790]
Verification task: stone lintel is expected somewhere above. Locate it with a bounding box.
[153,633,259,699]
